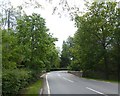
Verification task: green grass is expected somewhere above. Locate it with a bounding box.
[23,79,43,95]
[82,77,119,83]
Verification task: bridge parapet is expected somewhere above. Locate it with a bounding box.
[68,71,83,77]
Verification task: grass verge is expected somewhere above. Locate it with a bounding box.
[22,79,43,95]
[82,77,119,83]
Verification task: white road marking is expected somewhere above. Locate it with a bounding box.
[86,87,107,95]
[62,77,74,83]
[46,74,50,95]
[89,79,97,81]
[39,88,43,95]
[47,73,50,75]
[88,78,111,84]
[58,71,68,73]
[40,73,46,78]
[57,73,61,77]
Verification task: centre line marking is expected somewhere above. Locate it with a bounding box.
[86,87,107,96]
[63,77,74,83]
[46,74,50,95]
[57,73,61,77]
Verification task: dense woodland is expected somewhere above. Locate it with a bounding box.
[60,2,120,80]
[1,2,60,95]
[1,1,120,95]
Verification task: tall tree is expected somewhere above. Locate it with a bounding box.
[0,1,23,30]
[16,13,58,71]
[60,37,74,68]
[70,1,119,80]
[2,13,60,95]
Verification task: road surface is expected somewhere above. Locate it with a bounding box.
[42,71,118,95]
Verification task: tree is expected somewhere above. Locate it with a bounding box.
[2,13,60,95]
[69,1,119,80]
[60,37,73,68]
[2,29,19,69]
[16,13,58,71]
[0,1,23,30]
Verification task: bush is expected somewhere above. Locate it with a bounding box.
[2,69,31,96]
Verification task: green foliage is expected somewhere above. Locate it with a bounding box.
[2,69,31,95]
[23,79,42,94]
[2,29,19,69]
[16,13,59,71]
[62,2,119,80]
[60,37,73,68]
[2,13,60,95]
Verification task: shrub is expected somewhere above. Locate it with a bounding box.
[2,68,31,96]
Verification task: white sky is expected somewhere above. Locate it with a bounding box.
[8,0,86,50]
[3,0,120,50]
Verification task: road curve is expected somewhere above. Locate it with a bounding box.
[42,71,118,95]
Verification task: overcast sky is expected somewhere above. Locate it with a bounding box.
[7,0,86,50]
[3,0,120,50]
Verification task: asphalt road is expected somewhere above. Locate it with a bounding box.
[42,71,118,95]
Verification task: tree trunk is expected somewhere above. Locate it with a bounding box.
[31,25,34,69]
[8,10,10,30]
[117,41,120,82]
[103,45,109,80]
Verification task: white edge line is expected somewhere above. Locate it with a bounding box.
[88,78,111,84]
[62,77,74,83]
[40,73,45,78]
[39,88,43,95]
[86,87,104,95]
[57,73,61,77]
[46,74,50,94]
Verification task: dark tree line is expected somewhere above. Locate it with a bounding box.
[60,2,120,80]
[1,4,60,95]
